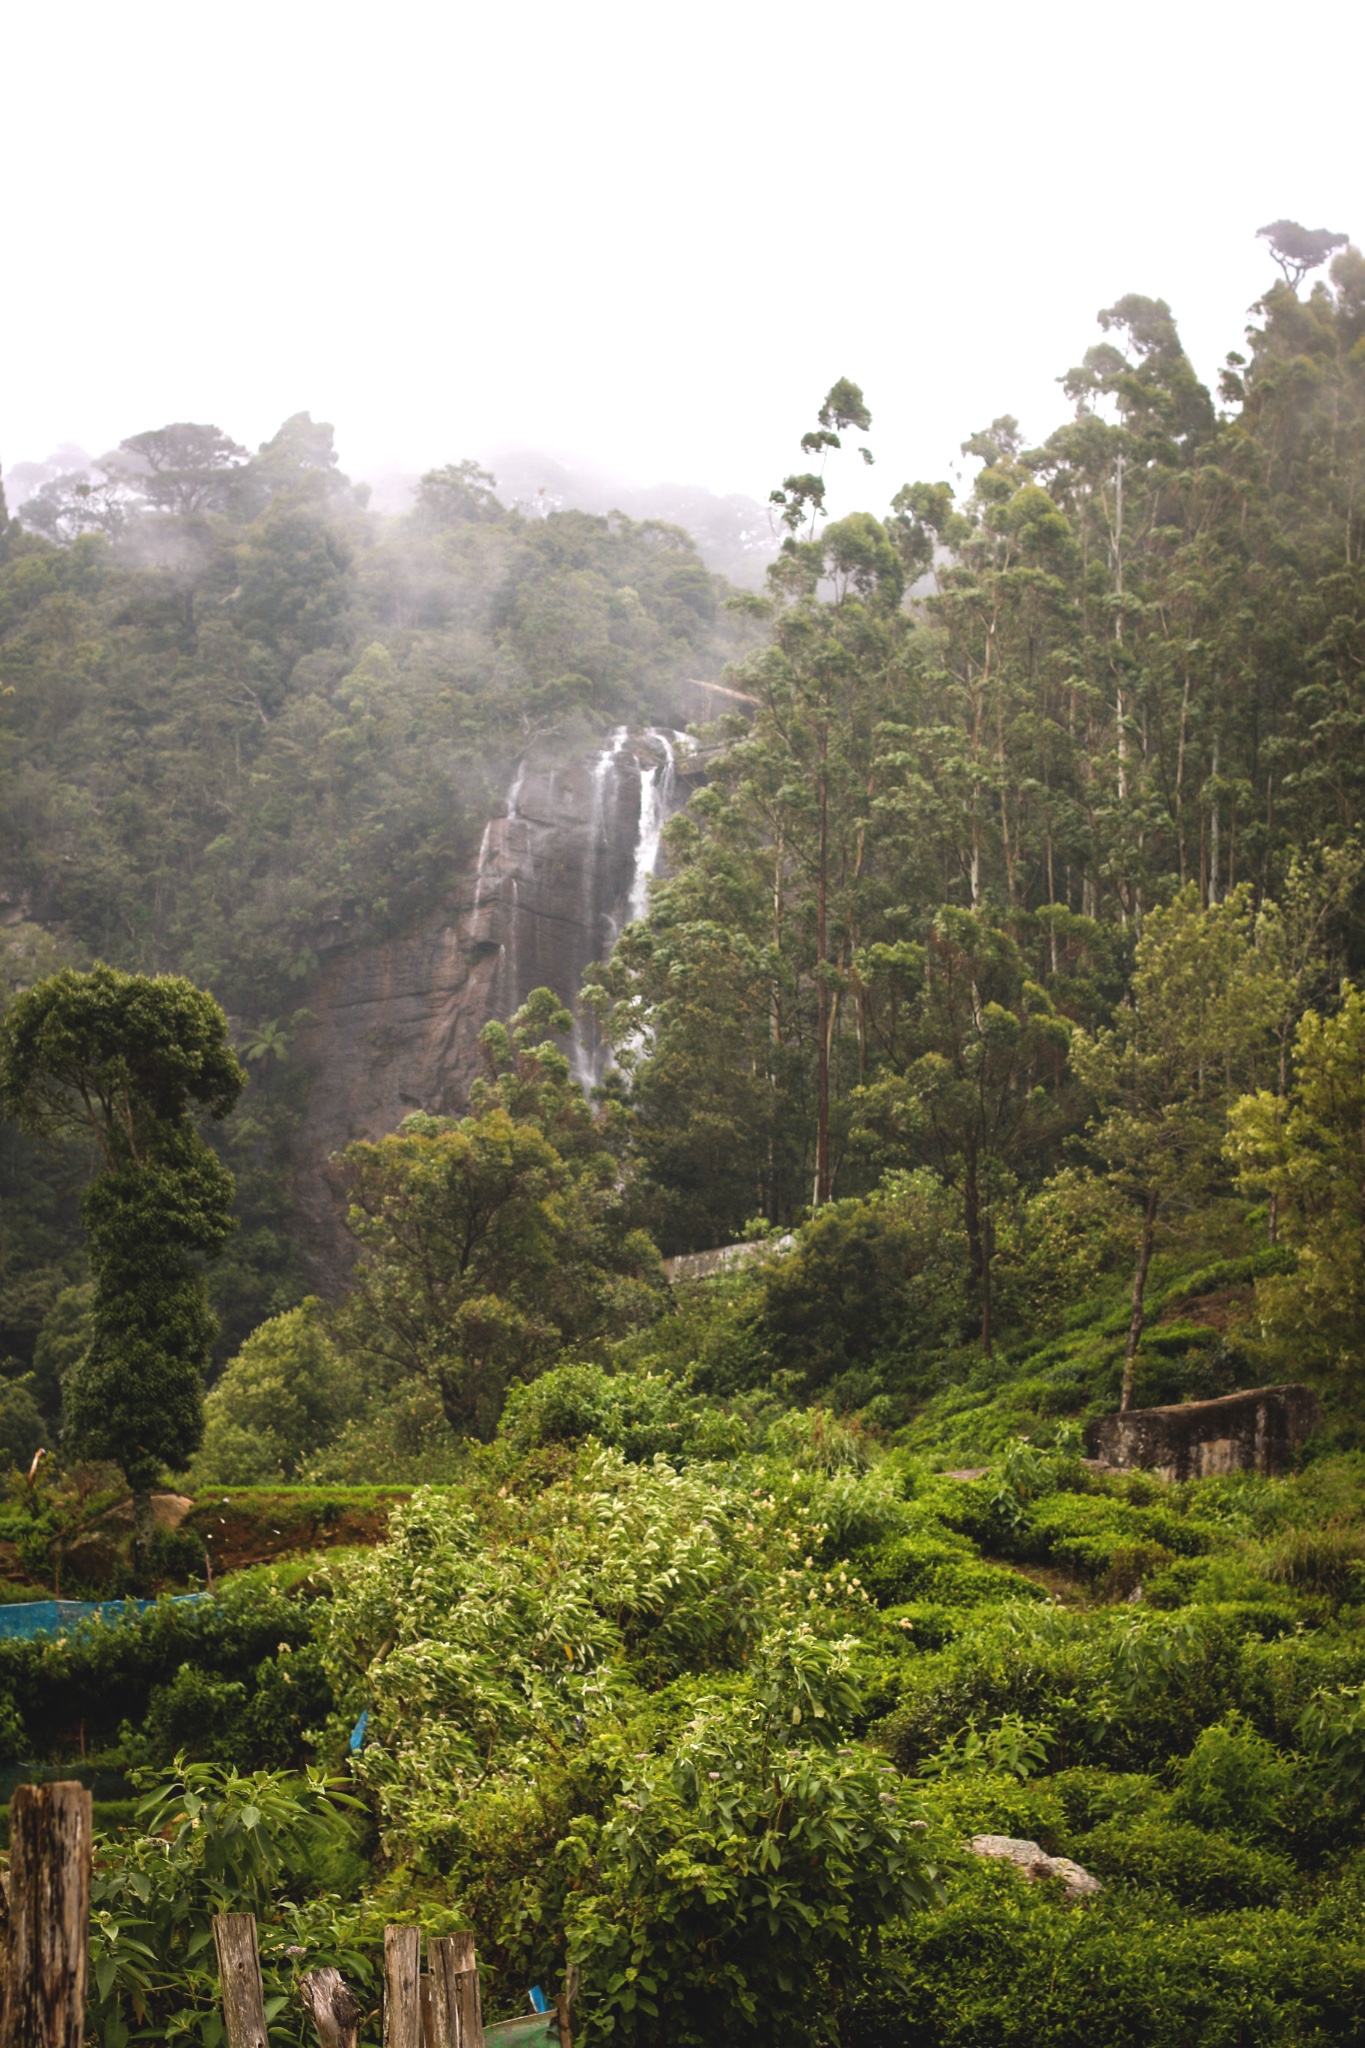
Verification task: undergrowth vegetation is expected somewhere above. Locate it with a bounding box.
[6,1356,1365,2047]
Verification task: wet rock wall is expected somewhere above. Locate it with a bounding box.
[288,721,690,1283]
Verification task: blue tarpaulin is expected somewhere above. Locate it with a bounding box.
[0,1596,205,1641]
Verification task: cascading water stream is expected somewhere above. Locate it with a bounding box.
[471,727,690,1091]
[567,728,630,1086]
[471,820,493,909]
[627,730,678,925]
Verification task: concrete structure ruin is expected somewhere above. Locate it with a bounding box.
[1085,1383,1323,1481]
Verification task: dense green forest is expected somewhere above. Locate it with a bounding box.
[4,221,1365,2046]
[0,424,744,1383]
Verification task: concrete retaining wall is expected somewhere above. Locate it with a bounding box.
[662,1235,795,1284]
[1085,1383,1322,1481]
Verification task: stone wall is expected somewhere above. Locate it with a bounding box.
[1085,1384,1323,1481]
[661,1235,795,1284]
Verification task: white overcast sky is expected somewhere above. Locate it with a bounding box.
[4,0,1363,513]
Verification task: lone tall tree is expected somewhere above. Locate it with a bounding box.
[0,966,244,1549]
[1070,889,1279,1411]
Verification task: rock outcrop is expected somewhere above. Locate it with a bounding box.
[1085,1383,1322,1481]
[969,1835,1101,1899]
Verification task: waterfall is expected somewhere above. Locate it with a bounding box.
[567,727,630,1087]
[506,876,520,1020]
[466,726,690,1094]
[471,820,493,909]
[627,730,677,925]
[589,728,628,848]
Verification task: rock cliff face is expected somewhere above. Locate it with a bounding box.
[289,715,702,1283]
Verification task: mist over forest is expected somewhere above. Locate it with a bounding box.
[4,214,1365,2045]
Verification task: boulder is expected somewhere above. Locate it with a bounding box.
[969,1834,1101,1899]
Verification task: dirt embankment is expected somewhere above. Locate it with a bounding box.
[185,1487,412,1574]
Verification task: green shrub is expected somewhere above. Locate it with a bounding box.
[1169,1714,1301,1844]
[499,1361,747,1466]
[192,1301,366,1485]
[918,1769,1067,1851]
[846,1875,1365,2047]
[880,1604,1271,1777]
[305,1380,463,1483]
[1082,1815,1297,1907]
[1254,1521,1365,1602]
[800,1469,906,1560]
[563,1647,940,2048]
[126,1639,331,1770]
[146,1525,208,1584]
[1048,1766,1164,1834]
[749,1182,967,1398]
[875,1603,960,1652]
[0,1577,327,1766]
[860,1536,1044,1610]
[766,1405,876,1475]
[134,1665,250,1763]
[0,1381,46,1471]
[89,1762,371,2048]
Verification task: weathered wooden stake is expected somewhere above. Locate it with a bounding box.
[554,1963,578,2048]
[300,1967,363,2048]
[553,1995,572,2048]
[427,1936,482,2048]
[212,1913,269,2048]
[383,1927,421,2048]
[3,1781,91,2048]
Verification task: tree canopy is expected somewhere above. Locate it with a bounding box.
[0,967,244,1534]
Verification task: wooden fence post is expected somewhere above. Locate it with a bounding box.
[383,1927,421,2048]
[300,1968,363,2048]
[427,1936,483,2048]
[2,1781,91,2048]
[212,1913,269,2048]
[554,1962,578,2048]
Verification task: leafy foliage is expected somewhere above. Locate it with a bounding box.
[88,1762,369,2048]
[0,967,245,1510]
[338,996,664,1439]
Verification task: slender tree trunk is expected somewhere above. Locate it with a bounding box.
[962,1160,990,1356]
[1122,1185,1160,1412]
[815,737,831,1206]
[1266,1028,1290,1247]
[132,1487,156,1564]
[980,1204,993,1358]
[1175,671,1190,885]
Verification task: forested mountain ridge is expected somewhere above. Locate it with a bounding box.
[0,425,734,1009]
[5,224,1365,1440]
[0,423,748,1371]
